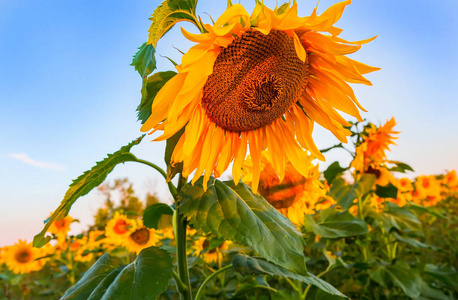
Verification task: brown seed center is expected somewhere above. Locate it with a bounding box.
[130,227,150,245]
[15,250,32,263]
[202,29,308,132]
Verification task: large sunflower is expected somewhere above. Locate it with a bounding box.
[141,0,378,192]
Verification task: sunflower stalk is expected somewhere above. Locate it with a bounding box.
[174,174,193,300]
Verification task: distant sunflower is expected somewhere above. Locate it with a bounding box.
[141,0,378,192]
[192,237,230,264]
[105,212,136,245]
[123,220,160,254]
[47,215,73,241]
[5,240,44,274]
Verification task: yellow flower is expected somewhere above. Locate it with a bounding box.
[5,240,45,274]
[414,175,442,207]
[123,220,160,254]
[141,1,378,192]
[443,170,458,187]
[105,212,136,245]
[352,118,398,174]
[47,215,74,240]
[243,151,329,226]
[193,237,230,264]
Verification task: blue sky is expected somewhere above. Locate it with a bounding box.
[0,0,457,246]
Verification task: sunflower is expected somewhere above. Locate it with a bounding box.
[141,0,378,192]
[47,215,74,242]
[192,237,230,264]
[5,240,44,274]
[105,212,136,245]
[243,151,330,226]
[413,175,442,207]
[123,220,160,254]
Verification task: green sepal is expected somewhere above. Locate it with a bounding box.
[131,43,156,78]
[137,71,176,124]
[178,177,308,275]
[164,127,185,181]
[148,0,199,48]
[143,203,174,229]
[233,254,347,298]
[33,136,144,248]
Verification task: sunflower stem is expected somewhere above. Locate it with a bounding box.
[174,174,192,300]
[134,158,178,198]
[195,264,233,300]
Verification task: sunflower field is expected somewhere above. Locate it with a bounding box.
[1,0,457,299]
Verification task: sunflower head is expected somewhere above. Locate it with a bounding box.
[47,215,74,238]
[123,220,160,254]
[5,240,44,274]
[105,212,136,245]
[141,0,379,192]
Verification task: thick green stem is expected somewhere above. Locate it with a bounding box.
[174,174,192,300]
[195,264,233,300]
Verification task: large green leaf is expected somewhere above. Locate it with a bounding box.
[329,174,376,209]
[34,137,144,247]
[303,208,368,238]
[137,71,176,124]
[375,183,398,199]
[143,203,174,230]
[61,247,173,300]
[179,178,308,275]
[148,0,198,48]
[324,162,347,184]
[233,254,346,298]
[61,254,118,300]
[131,43,157,78]
[368,263,422,298]
[370,202,422,233]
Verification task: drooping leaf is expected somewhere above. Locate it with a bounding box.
[329,174,376,209]
[60,254,118,300]
[303,208,368,238]
[387,161,414,173]
[179,178,308,275]
[143,203,174,230]
[375,183,398,199]
[148,0,199,48]
[233,254,346,298]
[324,161,347,184]
[137,71,176,124]
[61,247,173,300]
[131,43,157,78]
[33,137,144,247]
[392,232,435,249]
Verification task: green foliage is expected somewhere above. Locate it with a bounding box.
[370,202,422,233]
[137,71,176,124]
[303,208,368,238]
[61,247,173,300]
[33,137,144,248]
[179,177,308,275]
[375,183,398,199]
[233,254,346,298]
[368,263,422,298]
[324,162,347,184]
[143,203,174,229]
[329,174,376,209]
[388,161,414,173]
[131,43,157,78]
[148,0,199,48]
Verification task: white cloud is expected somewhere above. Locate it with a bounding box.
[9,153,65,171]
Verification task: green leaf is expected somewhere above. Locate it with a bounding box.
[179,178,308,275]
[368,264,422,298]
[329,174,376,209]
[62,247,173,300]
[137,71,176,124]
[324,162,347,184]
[424,264,458,290]
[143,203,174,230]
[375,183,398,199]
[303,208,368,238]
[164,127,185,180]
[61,254,118,300]
[33,137,144,248]
[419,281,449,300]
[408,203,445,219]
[392,232,435,249]
[233,254,346,298]
[387,161,414,173]
[148,0,198,48]
[370,202,422,233]
[131,43,156,78]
